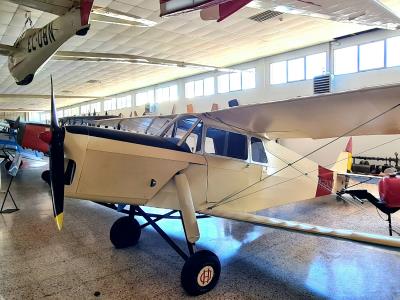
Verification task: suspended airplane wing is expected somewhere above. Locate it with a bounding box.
[160,0,400,30]
[0,0,157,85]
[205,83,400,139]
[52,51,240,72]
[7,0,157,27]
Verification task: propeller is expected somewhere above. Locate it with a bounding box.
[49,76,65,230]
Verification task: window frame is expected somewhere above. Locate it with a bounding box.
[203,125,249,162]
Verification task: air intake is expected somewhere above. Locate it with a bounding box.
[249,10,283,22]
[313,74,331,94]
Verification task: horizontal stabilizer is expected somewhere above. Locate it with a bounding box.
[202,209,400,249]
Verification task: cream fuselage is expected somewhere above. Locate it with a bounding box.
[63,115,344,213]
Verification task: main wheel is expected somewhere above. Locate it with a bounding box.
[110,216,141,249]
[181,250,221,296]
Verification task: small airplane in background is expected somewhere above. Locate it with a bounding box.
[160,0,400,29]
[38,77,400,295]
[0,0,239,85]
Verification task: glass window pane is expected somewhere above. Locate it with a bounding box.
[359,40,384,71]
[185,81,195,98]
[288,57,305,82]
[334,46,358,75]
[156,88,163,103]
[270,61,287,84]
[218,74,229,93]
[251,137,268,164]
[205,127,248,160]
[91,102,101,114]
[147,90,154,104]
[194,80,204,97]
[170,85,178,101]
[56,110,63,118]
[306,52,327,79]
[136,92,147,106]
[126,95,132,107]
[162,87,170,102]
[204,77,215,96]
[387,36,400,67]
[229,72,241,91]
[242,68,255,89]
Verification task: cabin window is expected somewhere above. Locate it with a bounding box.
[164,117,202,153]
[251,137,268,164]
[205,127,248,160]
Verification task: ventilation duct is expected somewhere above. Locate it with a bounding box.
[313,74,331,94]
[249,10,283,22]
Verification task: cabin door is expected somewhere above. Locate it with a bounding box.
[204,127,261,203]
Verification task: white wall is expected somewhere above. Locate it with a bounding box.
[48,29,400,165]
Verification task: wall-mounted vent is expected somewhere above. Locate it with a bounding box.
[249,10,283,22]
[313,74,331,94]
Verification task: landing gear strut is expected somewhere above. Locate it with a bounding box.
[109,205,220,295]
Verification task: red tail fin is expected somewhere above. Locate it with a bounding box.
[200,0,252,22]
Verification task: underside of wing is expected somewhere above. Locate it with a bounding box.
[52,51,239,72]
[91,7,157,27]
[7,0,76,15]
[204,83,400,139]
[0,43,15,56]
[253,0,400,30]
[202,208,400,249]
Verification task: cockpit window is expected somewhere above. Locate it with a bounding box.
[251,137,268,164]
[164,117,203,153]
[205,127,248,160]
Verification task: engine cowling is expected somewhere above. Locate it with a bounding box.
[379,175,400,208]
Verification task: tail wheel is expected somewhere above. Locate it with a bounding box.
[181,250,221,296]
[110,216,141,249]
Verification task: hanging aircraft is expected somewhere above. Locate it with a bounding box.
[160,0,400,29]
[39,78,400,295]
[0,0,238,85]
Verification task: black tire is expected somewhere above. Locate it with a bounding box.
[41,170,50,185]
[110,216,141,249]
[181,250,221,296]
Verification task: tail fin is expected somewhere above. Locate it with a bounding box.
[332,137,352,173]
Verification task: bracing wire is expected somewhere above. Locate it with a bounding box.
[207,102,400,211]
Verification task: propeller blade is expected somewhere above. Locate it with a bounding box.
[49,76,65,230]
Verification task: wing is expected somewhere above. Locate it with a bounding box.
[6,0,76,15]
[161,0,400,29]
[263,0,400,30]
[201,208,400,249]
[95,115,176,135]
[91,7,157,27]
[0,43,16,56]
[52,51,239,72]
[204,83,400,139]
[7,0,156,27]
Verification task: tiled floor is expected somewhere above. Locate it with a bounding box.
[1,158,400,299]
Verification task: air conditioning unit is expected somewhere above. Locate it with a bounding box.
[313,74,332,94]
